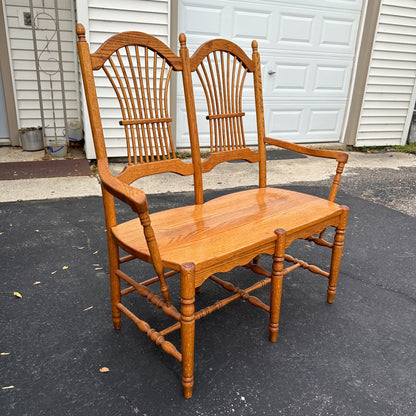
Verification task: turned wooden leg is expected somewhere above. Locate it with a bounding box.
[327,206,349,303]
[108,236,122,329]
[180,263,196,399]
[269,228,286,343]
[102,187,122,330]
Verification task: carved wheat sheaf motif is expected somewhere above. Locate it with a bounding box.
[196,51,248,152]
[101,46,175,164]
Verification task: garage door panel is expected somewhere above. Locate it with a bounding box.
[181,1,276,51]
[266,102,345,142]
[232,9,272,41]
[182,4,223,38]
[268,108,304,136]
[275,7,359,54]
[262,57,352,98]
[278,12,314,46]
[308,108,343,134]
[267,63,309,93]
[313,63,352,94]
[320,16,357,50]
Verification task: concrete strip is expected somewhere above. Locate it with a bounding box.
[0,176,101,202]
[0,151,415,202]
[117,152,416,194]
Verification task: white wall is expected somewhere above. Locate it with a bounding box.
[4,0,81,145]
[77,0,171,159]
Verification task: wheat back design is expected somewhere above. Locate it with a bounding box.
[101,46,175,164]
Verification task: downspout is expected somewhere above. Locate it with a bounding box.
[343,0,382,146]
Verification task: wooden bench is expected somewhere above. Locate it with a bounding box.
[77,24,349,398]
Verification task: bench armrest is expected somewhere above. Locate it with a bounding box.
[264,137,348,163]
[97,159,149,214]
[97,159,166,290]
[264,137,348,202]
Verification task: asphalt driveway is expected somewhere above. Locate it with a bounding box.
[1,181,415,415]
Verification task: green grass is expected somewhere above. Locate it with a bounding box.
[175,150,211,159]
[348,142,416,154]
[392,142,416,154]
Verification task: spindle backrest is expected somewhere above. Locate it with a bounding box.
[182,36,266,186]
[77,27,194,185]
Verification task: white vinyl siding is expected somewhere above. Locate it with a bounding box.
[355,0,416,147]
[80,0,170,158]
[4,0,80,144]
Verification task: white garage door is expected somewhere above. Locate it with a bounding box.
[176,0,363,147]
